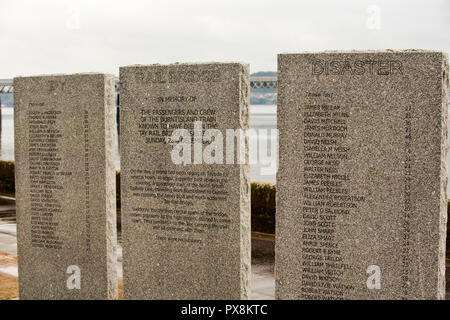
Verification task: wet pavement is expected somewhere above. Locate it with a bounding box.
[0,197,17,258]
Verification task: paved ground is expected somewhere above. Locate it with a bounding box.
[0,197,16,258]
[0,197,20,300]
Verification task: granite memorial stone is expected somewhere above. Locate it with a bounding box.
[14,73,118,299]
[276,51,449,300]
[120,63,250,299]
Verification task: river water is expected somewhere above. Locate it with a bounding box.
[0,106,278,183]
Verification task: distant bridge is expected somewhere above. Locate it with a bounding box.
[0,79,13,93]
[249,76,277,89]
[1,76,278,93]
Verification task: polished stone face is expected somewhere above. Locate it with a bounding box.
[276,51,449,300]
[120,63,251,299]
[14,73,118,300]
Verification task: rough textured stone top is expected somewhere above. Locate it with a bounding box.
[14,73,118,299]
[276,51,449,300]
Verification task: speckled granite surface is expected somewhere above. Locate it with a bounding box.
[276,51,449,300]
[119,63,250,299]
[13,74,118,299]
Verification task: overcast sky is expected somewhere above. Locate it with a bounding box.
[0,0,449,78]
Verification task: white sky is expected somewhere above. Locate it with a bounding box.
[0,0,449,78]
